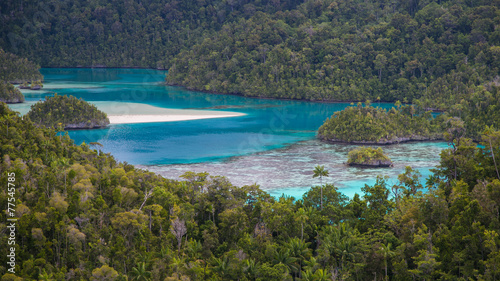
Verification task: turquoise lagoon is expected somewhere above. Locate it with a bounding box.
[11,68,449,199]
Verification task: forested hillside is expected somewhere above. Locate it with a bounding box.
[2,0,500,110]
[318,103,445,144]
[2,99,500,279]
[166,0,500,109]
[0,0,302,69]
[0,48,43,103]
[0,81,24,103]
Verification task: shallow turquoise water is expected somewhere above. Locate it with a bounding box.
[11,68,449,198]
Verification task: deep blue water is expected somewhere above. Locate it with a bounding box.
[12,68,449,198]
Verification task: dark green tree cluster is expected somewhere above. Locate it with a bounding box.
[318,103,445,144]
[0,48,42,83]
[0,81,24,104]
[445,82,500,140]
[166,0,500,104]
[0,48,42,103]
[1,100,500,280]
[0,0,303,69]
[25,94,109,129]
[347,146,392,167]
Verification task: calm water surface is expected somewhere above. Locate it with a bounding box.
[11,68,448,198]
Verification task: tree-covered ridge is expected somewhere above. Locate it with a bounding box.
[444,81,500,140]
[25,94,109,129]
[0,49,42,103]
[0,0,302,69]
[0,81,24,103]
[0,48,42,83]
[166,0,500,105]
[1,0,499,109]
[1,102,500,280]
[318,103,444,144]
[347,146,392,167]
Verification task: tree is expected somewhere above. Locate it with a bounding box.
[482,126,500,180]
[295,208,308,241]
[92,265,119,281]
[374,54,387,81]
[57,157,71,192]
[286,237,311,279]
[170,218,187,254]
[131,262,151,281]
[312,165,329,209]
[170,257,185,278]
[378,243,395,280]
[244,259,260,280]
[272,249,298,278]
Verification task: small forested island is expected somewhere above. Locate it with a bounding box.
[0,48,43,103]
[0,81,24,103]
[26,94,109,129]
[318,103,445,144]
[347,146,393,167]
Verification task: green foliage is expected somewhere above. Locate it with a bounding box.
[0,0,302,69]
[2,91,500,280]
[0,48,42,83]
[0,49,42,103]
[25,94,109,129]
[0,81,24,103]
[165,1,500,105]
[318,104,445,144]
[347,146,392,166]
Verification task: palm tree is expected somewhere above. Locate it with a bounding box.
[39,269,54,281]
[171,257,185,278]
[378,243,395,280]
[312,165,329,209]
[131,262,151,281]
[212,256,230,279]
[313,269,330,281]
[244,258,259,280]
[273,249,298,279]
[295,208,308,241]
[287,237,312,279]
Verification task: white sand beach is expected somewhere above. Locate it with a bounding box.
[108,113,244,124]
[7,100,245,124]
[94,102,245,124]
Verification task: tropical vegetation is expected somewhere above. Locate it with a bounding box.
[1,97,500,280]
[347,146,392,167]
[0,81,24,103]
[25,94,109,129]
[0,48,42,103]
[0,48,42,83]
[1,0,499,110]
[318,102,445,144]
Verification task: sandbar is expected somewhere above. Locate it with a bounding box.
[93,102,245,124]
[7,100,245,124]
[108,113,244,124]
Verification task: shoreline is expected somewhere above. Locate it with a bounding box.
[108,113,245,124]
[41,67,432,109]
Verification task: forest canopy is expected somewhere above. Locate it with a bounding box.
[318,103,445,144]
[1,0,500,111]
[25,94,110,129]
[0,81,24,103]
[0,48,42,83]
[0,48,42,103]
[1,97,500,280]
[347,146,392,167]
